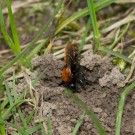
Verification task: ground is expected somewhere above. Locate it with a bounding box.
[6,49,135,135]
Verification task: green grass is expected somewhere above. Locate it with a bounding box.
[116,82,135,135]
[0,1,19,55]
[0,0,135,134]
[5,0,21,54]
[99,46,132,64]
[109,23,130,49]
[79,18,91,53]
[55,0,115,35]
[0,72,51,135]
[0,0,64,75]
[72,114,84,135]
[87,0,100,52]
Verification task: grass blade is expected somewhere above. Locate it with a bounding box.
[99,47,132,64]
[0,99,9,111]
[0,124,6,135]
[12,125,41,135]
[0,77,4,99]
[115,82,135,135]
[47,117,52,135]
[0,1,16,53]
[18,109,28,129]
[26,38,50,63]
[4,79,13,105]
[0,112,6,135]
[4,79,18,126]
[109,23,130,49]
[13,72,17,101]
[25,125,41,134]
[79,18,91,53]
[65,89,106,135]
[87,0,100,52]
[5,0,21,53]
[0,120,27,134]
[39,122,47,135]
[2,100,24,120]
[72,114,84,135]
[26,110,35,125]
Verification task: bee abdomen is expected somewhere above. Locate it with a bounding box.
[61,67,72,83]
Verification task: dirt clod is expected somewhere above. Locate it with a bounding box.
[32,54,64,87]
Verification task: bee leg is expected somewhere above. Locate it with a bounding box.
[70,83,77,92]
[78,78,87,90]
[77,71,91,89]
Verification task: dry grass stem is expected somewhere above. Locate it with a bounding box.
[102,15,135,34]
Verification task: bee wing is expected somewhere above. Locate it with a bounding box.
[64,44,78,68]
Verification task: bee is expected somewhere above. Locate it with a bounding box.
[61,43,89,91]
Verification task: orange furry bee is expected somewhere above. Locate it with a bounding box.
[62,44,78,88]
[61,43,88,91]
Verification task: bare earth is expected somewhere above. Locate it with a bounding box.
[7,50,135,135]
